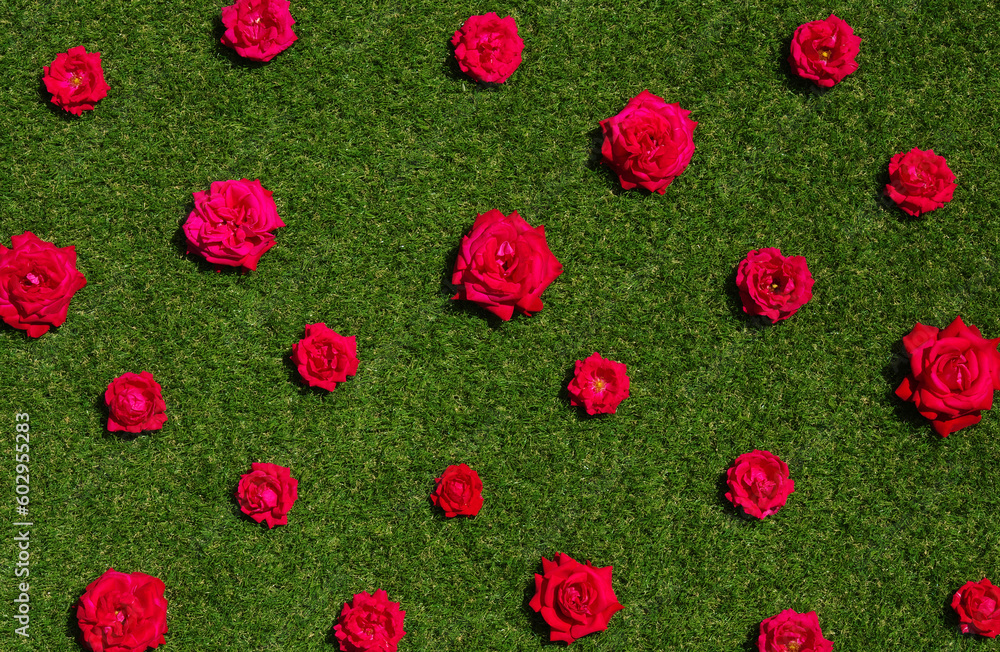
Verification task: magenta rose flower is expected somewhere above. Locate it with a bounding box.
[451,209,563,320]
[953,578,1000,637]
[567,352,630,415]
[334,589,406,652]
[105,371,168,433]
[599,90,697,194]
[736,248,814,323]
[451,12,524,83]
[77,568,168,652]
[235,462,298,528]
[431,463,484,517]
[43,46,110,115]
[725,450,795,519]
[885,148,956,216]
[758,609,833,652]
[529,552,624,645]
[221,0,298,62]
[0,231,87,337]
[788,14,861,88]
[291,323,359,391]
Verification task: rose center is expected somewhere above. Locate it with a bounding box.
[817,46,832,61]
[495,241,516,272]
[562,583,592,615]
[23,272,40,287]
[786,643,801,652]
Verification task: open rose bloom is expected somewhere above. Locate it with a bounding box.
[952,578,1000,637]
[451,12,524,83]
[105,371,168,433]
[567,352,630,415]
[600,90,697,194]
[736,248,814,323]
[758,609,833,652]
[885,148,956,216]
[725,450,795,519]
[334,589,406,652]
[77,568,168,652]
[895,316,1000,437]
[530,552,623,645]
[43,46,110,115]
[431,463,484,517]
[788,14,860,88]
[291,322,359,391]
[236,462,299,528]
[221,0,298,62]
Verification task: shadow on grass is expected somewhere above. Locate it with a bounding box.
[521,564,563,647]
[715,470,763,524]
[557,362,615,421]
[438,241,512,329]
[879,336,935,436]
[280,350,351,398]
[440,35,507,90]
[211,15,271,70]
[36,76,85,122]
[65,588,84,647]
[776,36,835,98]
[722,265,774,329]
[583,126,649,198]
[170,208,253,277]
[740,619,760,652]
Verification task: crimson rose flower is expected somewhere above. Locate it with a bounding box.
[43,46,110,116]
[451,12,524,83]
[235,462,298,528]
[758,609,833,652]
[567,352,630,415]
[431,463,483,517]
[0,231,87,337]
[183,178,285,272]
[952,578,1000,637]
[529,552,624,645]
[76,568,168,652]
[451,209,563,320]
[885,148,956,216]
[599,90,697,194]
[736,248,814,323]
[725,450,795,519]
[105,372,168,433]
[221,0,298,62]
[291,322,359,391]
[334,589,406,652]
[895,316,1000,437]
[788,14,861,88]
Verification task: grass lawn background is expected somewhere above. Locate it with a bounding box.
[2,0,999,649]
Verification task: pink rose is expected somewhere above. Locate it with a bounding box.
[290,323,359,391]
[221,0,298,62]
[77,568,168,652]
[451,209,563,320]
[334,589,406,652]
[599,90,697,194]
[736,248,814,323]
[895,316,1000,437]
[725,450,795,519]
[105,372,168,433]
[529,552,624,645]
[183,179,285,271]
[430,463,483,517]
[235,462,298,528]
[952,578,1000,637]
[758,609,833,652]
[788,14,861,88]
[451,13,524,83]
[0,231,87,337]
[43,46,110,115]
[885,148,956,216]
[567,352,630,415]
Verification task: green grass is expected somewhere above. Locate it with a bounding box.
[2,0,1000,649]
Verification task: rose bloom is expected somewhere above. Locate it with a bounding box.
[885,148,956,216]
[599,90,697,194]
[952,578,1000,637]
[896,316,1000,437]
[183,178,285,272]
[758,609,833,652]
[290,322,359,391]
[725,450,795,519]
[105,371,168,433]
[77,568,168,652]
[221,0,298,62]
[431,463,484,517]
[43,46,110,116]
[451,12,524,83]
[235,462,299,528]
[529,552,624,645]
[788,14,861,88]
[567,352,630,415]
[0,231,87,337]
[451,209,563,320]
[334,589,406,652]
[736,248,814,323]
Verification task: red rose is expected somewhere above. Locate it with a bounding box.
[952,578,1000,637]
[105,372,168,433]
[221,0,298,62]
[451,209,563,321]
[788,14,860,88]
[529,552,624,645]
[885,148,956,216]
[430,463,483,517]
[290,323,359,391]
[235,462,298,528]
[43,46,110,116]
[736,248,814,323]
[451,13,524,83]
[334,589,406,652]
[599,90,697,195]
[725,450,795,519]
[76,568,168,652]
[895,316,1000,437]
[183,178,286,271]
[567,352,630,415]
[0,231,87,337]
[758,609,833,652]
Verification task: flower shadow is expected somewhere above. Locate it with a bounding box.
[740,619,760,652]
[583,126,642,197]
[170,207,248,276]
[722,265,773,328]
[557,363,610,421]
[776,36,834,97]
[93,392,156,441]
[873,164,919,220]
[36,76,78,121]
[211,14,270,69]
[65,587,85,647]
[438,241,510,328]
[521,564,563,646]
[879,336,935,436]
[939,587,961,633]
[715,470,761,524]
